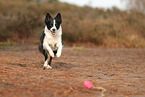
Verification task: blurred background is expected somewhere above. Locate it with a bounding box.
[0,0,145,47]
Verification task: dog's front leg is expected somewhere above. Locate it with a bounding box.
[56,42,62,57]
[43,42,54,57]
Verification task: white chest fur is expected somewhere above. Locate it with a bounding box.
[43,26,62,51]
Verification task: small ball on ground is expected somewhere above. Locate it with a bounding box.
[84,81,93,89]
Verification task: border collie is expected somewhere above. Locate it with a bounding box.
[39,13,63,69]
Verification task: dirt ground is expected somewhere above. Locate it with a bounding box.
[0,45,145,97]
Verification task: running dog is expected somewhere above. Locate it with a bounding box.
[39,13,63,69]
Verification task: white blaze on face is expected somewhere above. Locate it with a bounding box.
[50,19,57,33]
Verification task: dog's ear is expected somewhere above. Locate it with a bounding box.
[55,13,62,24]
[45,13,53,24]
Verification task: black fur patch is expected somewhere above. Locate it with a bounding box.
[45,13,53,30]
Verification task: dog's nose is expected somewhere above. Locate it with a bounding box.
[52,29,55,32]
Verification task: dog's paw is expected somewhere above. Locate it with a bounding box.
[43,67,46,70]
[43,65,47,70]
[43,65,52,70]
[50,52,54,57]
[56,52,61,57]
[43,61,48,66]
[47,65,52,69]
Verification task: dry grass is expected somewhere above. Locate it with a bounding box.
[0,0,145,47]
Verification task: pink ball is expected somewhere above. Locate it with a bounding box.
[84,81,93,89]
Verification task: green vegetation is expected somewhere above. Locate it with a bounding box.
[0,0,145,47]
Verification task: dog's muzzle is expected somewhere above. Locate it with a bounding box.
[52,31,55,35]
[51,29,56,35]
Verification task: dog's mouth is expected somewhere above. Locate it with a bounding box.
[51,31,56,35]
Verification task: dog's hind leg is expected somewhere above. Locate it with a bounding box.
[43,50,48,70]
[47,50,57,68]
[39,45,48,69]
[42,50,52,70]
[48,56,52,67]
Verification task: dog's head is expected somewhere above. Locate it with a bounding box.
[45,13,62,35]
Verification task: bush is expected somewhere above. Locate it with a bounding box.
[0,0,145,47]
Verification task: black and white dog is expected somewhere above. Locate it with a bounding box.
[39,13,63,69]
